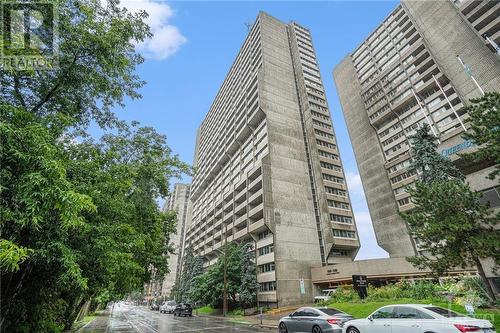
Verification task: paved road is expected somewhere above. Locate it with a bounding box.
[79,304,273,333]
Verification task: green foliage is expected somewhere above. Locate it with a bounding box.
[462,92,500,180]
[401,124,499,302]
[174,247,204,303]
[0,1,190,332]
[187,242,259,309]
[0,0,150,128]
[0,239,33,272]
[408,123,464,182]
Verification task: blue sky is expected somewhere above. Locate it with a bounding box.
[111,1,399,260]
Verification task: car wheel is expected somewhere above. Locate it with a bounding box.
[279,322,288,333]
[312,325,323,333]
[346,327,360,333]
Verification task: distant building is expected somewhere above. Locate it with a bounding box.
[333,0,499,291]
[161,183,191,299]
[185,12,359,307]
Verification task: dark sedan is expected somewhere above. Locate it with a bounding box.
[278,307,353,333]
[173,303,193,317]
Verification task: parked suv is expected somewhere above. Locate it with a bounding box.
[160,300,176,314]
[173,303,193,317]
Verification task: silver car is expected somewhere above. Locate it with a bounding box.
[279,307,353,333]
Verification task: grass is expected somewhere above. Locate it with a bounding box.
[328,299,499,329]
[196,306,218,315]
[70,313,98,332]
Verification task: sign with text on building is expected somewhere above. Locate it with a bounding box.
[440,139,475,157]
[299,278,305,295]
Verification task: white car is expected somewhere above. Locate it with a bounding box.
[314,289,338,303]
[343,304,496,333]
[160,300,177,314]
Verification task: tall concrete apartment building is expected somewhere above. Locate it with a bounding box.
[333,0,499,277]
[161,183,191,298]
[185,12,359,307]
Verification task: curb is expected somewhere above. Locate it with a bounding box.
[196,313,278,329]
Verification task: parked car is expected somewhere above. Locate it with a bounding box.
[314,289,338,303]
[173,303,193,317]
[150,302,159,311]
[279,307,353,333]
[342,304,496,333]
[160,300,177,314]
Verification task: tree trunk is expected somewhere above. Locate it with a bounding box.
[474,256,497,302]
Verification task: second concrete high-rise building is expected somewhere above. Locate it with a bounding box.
[334,0,500,261]
[161,183,191,299]
[185,12,359,307]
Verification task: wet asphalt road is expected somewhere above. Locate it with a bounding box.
[79,304,272,333]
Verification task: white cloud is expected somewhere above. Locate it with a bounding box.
[345,171,364,197]
[121,0,186,60]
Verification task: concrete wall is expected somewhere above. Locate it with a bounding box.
[402,0,500,100]
[333,58,417,257]
[259,12,323,306]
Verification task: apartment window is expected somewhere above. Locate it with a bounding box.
[321,161,341,172]
[258,245,274,256]
[327,200,350,210]
[258,230,270,240]
[330,214,353,224]
[316,139,336,150]
[390,170,416,184]
[398,197,411,206]
[259,262,275,273]
[323,174,344,184]
[319,150,339,160]
[325,186,347,197]
[259,281,277,292]
[331,249,349,257]
[332,229,356,239]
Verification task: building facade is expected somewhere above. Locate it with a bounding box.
[185,12,360,307]
[333,0,499,285]
[161,183,191,299]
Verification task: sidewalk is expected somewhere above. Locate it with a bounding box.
[196,312,279,329]
[72,310,110,332]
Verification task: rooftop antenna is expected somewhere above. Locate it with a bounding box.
[245,22,252,32]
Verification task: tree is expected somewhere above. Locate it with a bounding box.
[461,92,500,180]
[176,247,203,303]
[401,124,499,302]
[0,0,150,129]
[238,243,260,308]
[188,242,259,309]
[0,1,190,331]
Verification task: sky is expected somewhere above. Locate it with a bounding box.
[108,0,400,260]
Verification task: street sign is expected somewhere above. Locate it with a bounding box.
[352,275,368,299]
[299,278,305,294]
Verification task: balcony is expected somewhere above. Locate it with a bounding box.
[235,200,247,215]
[234,228,248,241]
[248,188,263,206]
[248,202,264,219]
[256,252,274,265]
[257,271,276,283]
[249,218,266,234]
[234,214,247,228]
[223,211,233,224]
[248,174,263,193]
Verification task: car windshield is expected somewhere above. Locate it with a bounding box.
[317,308,343,316]
[167,301,176,306]
[424,306,464,318]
